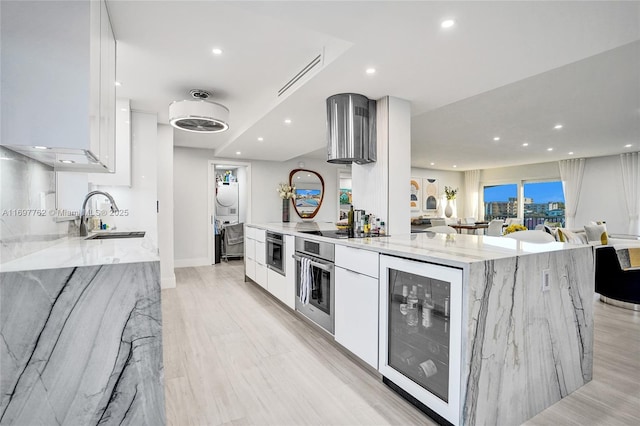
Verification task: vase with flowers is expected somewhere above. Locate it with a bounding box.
[443,186,458,218]
[277,183,296,222]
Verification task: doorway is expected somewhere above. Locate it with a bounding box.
[208,160,252,264]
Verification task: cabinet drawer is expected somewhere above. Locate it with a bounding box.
[245,237,255,260]
[255,241,266,265]
[255,263,267,290]
[245,226,256,240]
[335,245,379,278]
[255,229,266,243]
[245,258,256,281]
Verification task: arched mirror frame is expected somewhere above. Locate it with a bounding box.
[289,168,325,220]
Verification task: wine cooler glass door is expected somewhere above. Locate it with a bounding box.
[378,255,463,425]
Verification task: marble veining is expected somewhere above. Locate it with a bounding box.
[461,246,593,425]
[0,262,164,425]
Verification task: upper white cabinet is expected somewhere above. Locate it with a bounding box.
[89,99,131,186]
[0,0,116,172]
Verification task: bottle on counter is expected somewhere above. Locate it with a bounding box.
[379,221,386,235]
[400,285,408,315]
[422,291,434,328]
[347,205,354,237]
[376,218,381,234]
[406,285,419,326]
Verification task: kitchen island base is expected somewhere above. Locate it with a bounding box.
[0,262,165,425]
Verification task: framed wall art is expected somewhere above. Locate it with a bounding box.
[423,178,439,211]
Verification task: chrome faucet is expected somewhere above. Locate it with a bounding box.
[79,191,119,236]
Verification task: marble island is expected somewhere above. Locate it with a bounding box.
[246,222,595,425]
[0,234,165,425]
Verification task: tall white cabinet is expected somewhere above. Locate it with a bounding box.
[334,245,380,369]
[0,0,116,172]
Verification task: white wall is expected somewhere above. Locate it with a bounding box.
[157,124,175,288]
[411,167,465,218]
[481,161,560,183]
[97,111,158,246]
[173,146,341,266]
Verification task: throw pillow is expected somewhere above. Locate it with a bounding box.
[558,228,588,244]
[584,224,608,245]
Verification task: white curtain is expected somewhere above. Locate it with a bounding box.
[559,158,585,229]
[620,152,640,235]
[464,169,480,219]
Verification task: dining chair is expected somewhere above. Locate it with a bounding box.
[505,218,523,226]
[464,217,476,225]
[487,219,504,236]
[427,225,458,235]
[430,218,447,227]
[503,230,555,243]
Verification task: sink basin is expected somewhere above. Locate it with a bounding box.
[85,231,146,240]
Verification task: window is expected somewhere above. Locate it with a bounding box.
[483,184,518,221]
[523,181,565,229]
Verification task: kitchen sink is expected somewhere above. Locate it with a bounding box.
[85,231,146,240]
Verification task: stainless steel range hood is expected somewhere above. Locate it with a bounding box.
[326,93,376,164]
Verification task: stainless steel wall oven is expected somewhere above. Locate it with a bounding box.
[293,237,335,334]
[266,232,285,276]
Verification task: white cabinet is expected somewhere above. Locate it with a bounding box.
[245,228,256,281]
[267,235,296,309]
[245,227,267,290]
[335,246,379,368]
[89,99,131,186]
[0,0,116,172]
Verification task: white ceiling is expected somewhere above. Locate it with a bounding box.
[107,0,640,171]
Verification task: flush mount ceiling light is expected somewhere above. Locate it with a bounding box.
[441,19,455,28]
[169,89,229,133]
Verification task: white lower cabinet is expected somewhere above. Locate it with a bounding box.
[334,265,379,369]
[255,239,267,289]
[245,258,256,282]
[266,235,296,309]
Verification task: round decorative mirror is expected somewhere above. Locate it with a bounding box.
[289,169,325,220]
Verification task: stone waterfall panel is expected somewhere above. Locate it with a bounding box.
[461,246,594,426]
[0,261,165,425]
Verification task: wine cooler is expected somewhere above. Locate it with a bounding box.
[378,255,463,425]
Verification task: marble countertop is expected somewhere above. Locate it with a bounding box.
[0,232,159,273]
[249,222,577,268]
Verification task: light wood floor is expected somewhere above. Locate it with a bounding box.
[163,261,640,426]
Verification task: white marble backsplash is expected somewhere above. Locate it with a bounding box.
[0,147,71,262]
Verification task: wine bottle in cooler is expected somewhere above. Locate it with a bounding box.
[406,285,419,326]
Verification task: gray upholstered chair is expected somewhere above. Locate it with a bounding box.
[430,218,447,227]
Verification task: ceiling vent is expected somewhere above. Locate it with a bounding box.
[169,89,229,133]
[278,53,323,97]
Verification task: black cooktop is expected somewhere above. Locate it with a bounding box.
[299,230,389,239]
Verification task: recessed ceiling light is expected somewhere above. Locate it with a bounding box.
[366,68,376,75]
[441,19,455,28]
[430,162,435,166]
[452,165,457,168]
[493,137,500,141]
[547,147,554,151]
[568,152,574,155]
[624,144,633,148]
[33,146,49,150]
[522,143,529,147]
[59,159,75,164]
[212,48,223,55]
[554,124,563,129]
[284,119,292,124]
[114,81,121,86]
[257,137,264,141]
[236,151,241,155]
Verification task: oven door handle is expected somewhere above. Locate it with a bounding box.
[292,254,334,272]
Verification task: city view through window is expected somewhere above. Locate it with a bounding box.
[484,181,565,229]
